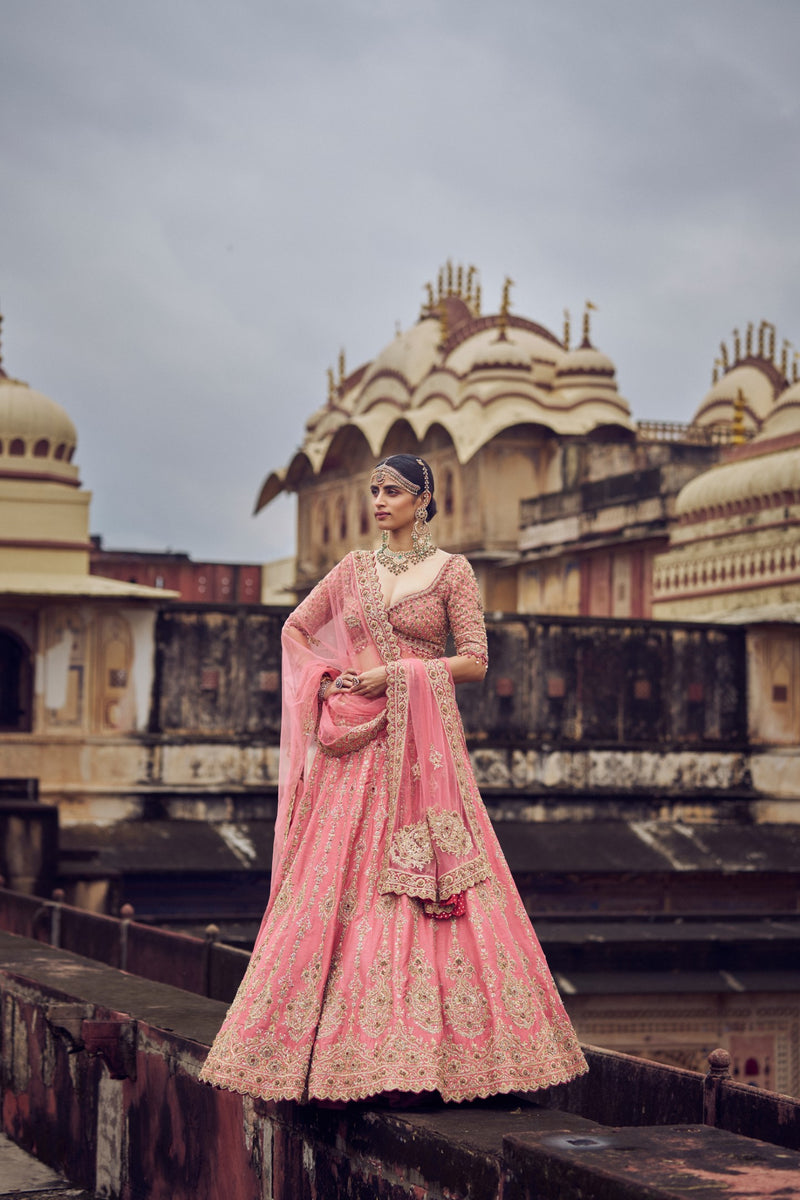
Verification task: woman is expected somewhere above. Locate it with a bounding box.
[200,454,587,1103]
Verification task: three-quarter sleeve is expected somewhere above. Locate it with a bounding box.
[445,556,488,669]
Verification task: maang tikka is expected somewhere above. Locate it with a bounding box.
[374,458,437,575]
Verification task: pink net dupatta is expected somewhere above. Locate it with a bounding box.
[271,551,490,918]
[381,656,491,917]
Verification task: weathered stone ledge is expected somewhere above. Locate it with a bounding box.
[2,930,799,1200]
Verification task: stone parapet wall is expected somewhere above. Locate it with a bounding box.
[2,929,799,1200]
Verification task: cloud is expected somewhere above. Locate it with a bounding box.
[2,0,799,559]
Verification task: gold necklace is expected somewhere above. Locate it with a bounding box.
[375,531,437,575]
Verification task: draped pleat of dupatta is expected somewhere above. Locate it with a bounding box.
[199,551,588,1102]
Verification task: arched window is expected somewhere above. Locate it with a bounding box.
[54,443,66,460]
[336,496,348,541]
[359,497,370,536]
[0,629,34,732]
[444,469,455,516]
[33,438,50,458]
[321,501,330,545]
[10,438,25,456]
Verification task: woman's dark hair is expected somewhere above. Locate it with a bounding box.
[377,454,437,520]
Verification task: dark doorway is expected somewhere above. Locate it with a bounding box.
[0,629,33,731]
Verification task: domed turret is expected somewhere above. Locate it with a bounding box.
[468,333,532,373]
[554,343,617,389]
[0,373,80,484]
[691,322,789,437]
[553,304,618,393]
[757,380,800,441]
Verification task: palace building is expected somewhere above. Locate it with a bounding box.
[255,266,638,609]
[2,292,798,1095]
[0,319,173,831]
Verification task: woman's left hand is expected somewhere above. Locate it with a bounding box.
[349,665,388,698]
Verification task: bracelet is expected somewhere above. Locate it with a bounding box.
[318,675,333,701]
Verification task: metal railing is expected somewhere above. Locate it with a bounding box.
[0,881,249,1003]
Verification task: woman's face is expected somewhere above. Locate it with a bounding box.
[370,478,424,533]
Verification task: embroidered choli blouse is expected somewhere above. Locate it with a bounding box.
[384,553,488,666]
[288,552,488,668]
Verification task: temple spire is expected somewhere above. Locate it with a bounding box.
[582,300,597,347]
[496,276,514,340]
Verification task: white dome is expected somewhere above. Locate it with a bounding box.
[0,374,79,483]
[356,317,443,404]
[757,380,800,440]
[691,362,778,433]
[554,342,617,388]
[676,443,800,520]
[468,334,532,372]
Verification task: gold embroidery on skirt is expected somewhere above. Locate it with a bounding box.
[495,944,536,1029]
[338,886,358,926]
[318,951,348,1037]
[443,929,489,1037]
[284,950,323,1040]
[405,944,443,1034]
[358,947,393,1037]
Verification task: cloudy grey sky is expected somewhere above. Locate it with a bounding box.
[3,0,798,562]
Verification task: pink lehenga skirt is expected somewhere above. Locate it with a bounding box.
[199,733,587,1103]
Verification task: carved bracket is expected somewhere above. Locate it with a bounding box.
[81,1018,138,1081]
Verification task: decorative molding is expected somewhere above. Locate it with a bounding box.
[653,533,800,601]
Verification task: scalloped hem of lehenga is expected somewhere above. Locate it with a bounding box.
[198,1055,589,1106]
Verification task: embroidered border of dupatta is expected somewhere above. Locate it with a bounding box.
[350,551,492,906]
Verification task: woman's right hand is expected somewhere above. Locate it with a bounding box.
[348,665,388,698]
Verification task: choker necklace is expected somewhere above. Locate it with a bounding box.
[376,530,437,575]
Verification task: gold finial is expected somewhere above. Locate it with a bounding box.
[474,283,481,315]
[423,281,435,316]
[733,328,741,362]
[437,267,444,299]
[781,340,789,378]
[794,351,800,384]
[497,276,514,340]
[719,341,729,369]
[757,321,765,358]
[563,308,571,352]
[456,263,463,296]
[768,323,776,362]
[327,367,336,403]
[745,322,753,356]
[712,360,721,384]
[438,298,449,347]
[466,265,475,307]
[583,299,597,346]
[446,259,453,296]
[338,348,346,385]
[732,388,746,444]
